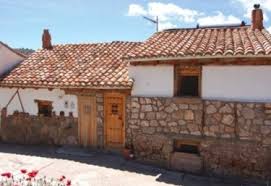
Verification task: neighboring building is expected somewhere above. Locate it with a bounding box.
[0,41,25,77]
[0,30,140,148]
[1,5,271,179]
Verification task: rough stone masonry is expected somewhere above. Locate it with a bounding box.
[126,97,271,179]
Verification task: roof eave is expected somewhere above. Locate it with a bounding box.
[126,54,271,63]
[0,84,132,90]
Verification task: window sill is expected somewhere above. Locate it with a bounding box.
[173,96,202,104]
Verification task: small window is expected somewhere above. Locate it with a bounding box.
[175,66,201,97]
[178,76,199,97]
[35,100,53,117]
[111,104,118,115]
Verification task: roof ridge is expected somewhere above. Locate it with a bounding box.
[161,25,251,33]
[53,41,141,47]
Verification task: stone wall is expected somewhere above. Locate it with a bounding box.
[0,109,78,145]
[126,97,271,178]
[126,97,203,165]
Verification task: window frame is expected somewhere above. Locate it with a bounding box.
[174,66,202,98]
[34,99,53,117]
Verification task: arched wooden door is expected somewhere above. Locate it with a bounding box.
[104,93,125,149]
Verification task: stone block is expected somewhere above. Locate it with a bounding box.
[156,112,167,120]
[142,127,155,134]
[265,103,271,109]
[141,120,149,127]
[264,120,271,125]
[131,113,139,119]
[219,104,233,113]
[146,112,156,120]
[178,120,186,125]
[150,120,159,127]
[168,122,177,127]
[172,110,183,120]
[179,104,189,109]
[142,105,152,112]
[131,101,140,109]
[165,106,174,113]
[206,104,217,114]
[241,107,255,119]
[170,152,203,174]
[222,114,234,126]
[184,110,194,120]
[159,120,167,126]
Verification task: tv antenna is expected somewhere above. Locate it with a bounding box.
[143,16,159,32]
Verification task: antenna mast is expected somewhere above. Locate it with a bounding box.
[143,16,159,32]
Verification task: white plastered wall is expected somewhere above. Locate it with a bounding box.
[202,66,271,102]
[0,88,78,117]
[0,43,24,76]
[128,65,174,97]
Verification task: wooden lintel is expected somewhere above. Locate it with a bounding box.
[64,88,131,96]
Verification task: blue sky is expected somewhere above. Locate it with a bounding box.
[1,0,271,49]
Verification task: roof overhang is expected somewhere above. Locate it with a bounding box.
[0,83,132,90]
[126,54,271,65]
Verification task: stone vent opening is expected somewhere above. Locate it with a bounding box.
[173,139,200,155]
[171,139,202,173]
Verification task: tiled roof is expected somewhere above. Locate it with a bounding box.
[126,26,271,61]
[0,41,140,89]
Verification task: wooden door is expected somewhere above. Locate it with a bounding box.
[78,96,96,147]
[105,93,125,148]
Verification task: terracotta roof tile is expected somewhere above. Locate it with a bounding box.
[126,26,271,60]
[0,41,140,89]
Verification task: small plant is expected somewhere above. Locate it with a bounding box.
[0,169,71,186]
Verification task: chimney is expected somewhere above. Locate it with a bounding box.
[42,29,53,50]
[251,4,264,30]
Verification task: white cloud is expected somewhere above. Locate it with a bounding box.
[127,4,147,16]
[127,2,202,31]
[159,22,177,30]
[127,2,245,30]
[146,2,201,23]
[197,11,241,26]
[234,0,270,21]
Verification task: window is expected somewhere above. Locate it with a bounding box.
[111,104,118,115]
[178,76,199,97]
[174,140,200,155]
[175,66,201,97]
[35,100,53,117]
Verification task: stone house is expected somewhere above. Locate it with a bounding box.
[125,5,271,178]
[1,5,271,179]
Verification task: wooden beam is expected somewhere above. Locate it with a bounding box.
[130,58,271,66]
